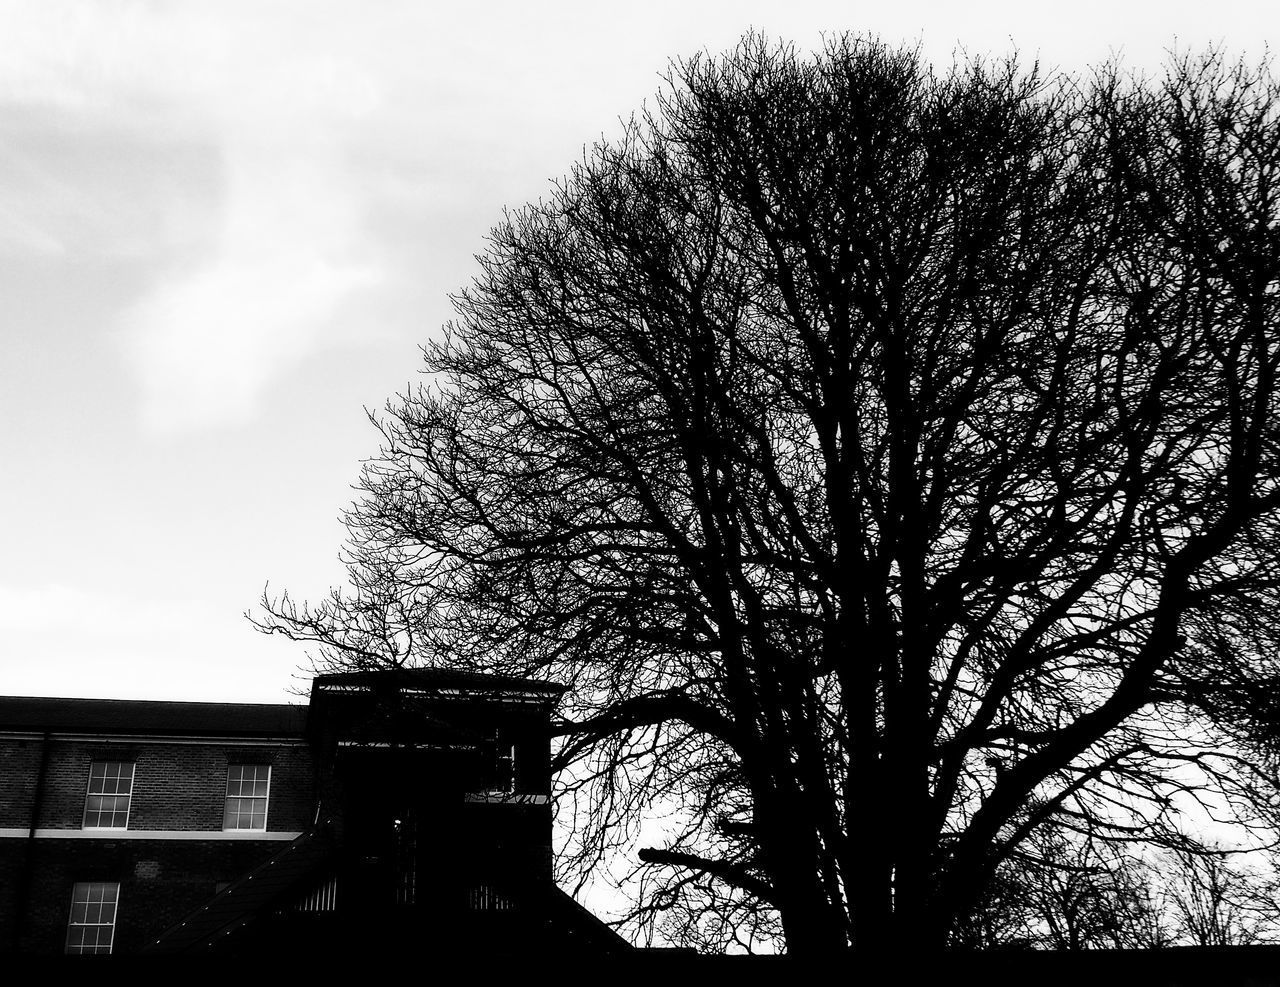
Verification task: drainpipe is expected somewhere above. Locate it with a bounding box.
[12,731,51,952]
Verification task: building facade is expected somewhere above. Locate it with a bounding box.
[0,668,627,956]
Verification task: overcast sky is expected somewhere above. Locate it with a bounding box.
[1,0,1275,704]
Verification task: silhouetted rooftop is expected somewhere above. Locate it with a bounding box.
[0,669,565,737]
[311,667,567,698]
[0,695,307,737]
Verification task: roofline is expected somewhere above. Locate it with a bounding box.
[309,668,568,699]
[0,695,298,708]
[0,696,307,737]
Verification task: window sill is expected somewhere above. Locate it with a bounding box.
[10,828,303,841]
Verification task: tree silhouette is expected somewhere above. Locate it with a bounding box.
[961,833,1280,949]
[255,36,1280,954]
[958,827,1173,950]
[1164,845,1280,946]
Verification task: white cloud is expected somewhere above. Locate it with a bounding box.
[1,1,397,432]
[119,145,385,432]
[2,0,1273,437]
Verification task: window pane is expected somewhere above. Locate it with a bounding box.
[66,882,119,955]
[83,762,133,829]
[224,766,269,830]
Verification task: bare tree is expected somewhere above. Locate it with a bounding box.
[254,36,1280,954]
[1007,833,1141,950]
[960,830,1280,950]
[1163,846,1280,946]
[959,826,1175,950]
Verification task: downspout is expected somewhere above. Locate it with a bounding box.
[12,731,51,952]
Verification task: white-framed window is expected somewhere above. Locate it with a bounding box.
[223,764,270,830]
[81,761,134,830]
[64,882,120,954]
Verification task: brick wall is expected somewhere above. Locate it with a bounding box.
[7,838,295,953]
[1,682,564,955]
[35,739,314,832]
[0,738,42,828]
[1,734,316,954]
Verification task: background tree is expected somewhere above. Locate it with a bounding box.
[255,36,1280,954]
[959,826,1174,950]
[962,833,1280,949]
[1162,845,1280,946]
[993,830,1148,951]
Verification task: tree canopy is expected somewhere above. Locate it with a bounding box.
[256,35,1280,954]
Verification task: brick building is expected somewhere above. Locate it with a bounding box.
[0,668,627,956]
